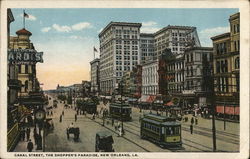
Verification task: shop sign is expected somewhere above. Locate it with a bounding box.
[8,49,43,64]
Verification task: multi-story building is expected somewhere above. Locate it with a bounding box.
[154,25,201,57]
[211,12,240,120]
[99,22,141,95]
[141,60,159,96]
[140,33,155,64]
[183,47,213,108]
[90,58,100,94]
[9,29,37,97]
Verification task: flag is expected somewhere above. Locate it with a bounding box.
[94,47,98,52]
[24,11,29,18]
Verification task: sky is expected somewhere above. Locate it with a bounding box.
[10,8,238,90]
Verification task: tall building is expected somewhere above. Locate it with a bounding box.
[99,22,141,95]
[183,47,213,108]
[90,58,100,95]
[139,33,155,64]
[154,25,201,57]
[211,12,240,120]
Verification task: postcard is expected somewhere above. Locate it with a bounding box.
[0,0,249,159]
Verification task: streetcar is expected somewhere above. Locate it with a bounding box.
[109,102,132,121]
[140,114,182,147]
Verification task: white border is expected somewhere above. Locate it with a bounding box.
[0,0,249,159]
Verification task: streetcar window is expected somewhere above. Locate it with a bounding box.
[174,126,180,135]
[166,127,174,135]
[166,126,180,135]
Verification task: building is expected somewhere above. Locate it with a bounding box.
[90,58,100,95]
[211,12,240,120]
[9,29,36,97]
[7,13,44,151]
[7,9,23,152]
[183,47,213,108]
[99,22,142,95]
[154,25,201,57]
[141,60,159,99]
[140,33,155,64]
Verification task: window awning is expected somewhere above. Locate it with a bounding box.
[164,101,173,106]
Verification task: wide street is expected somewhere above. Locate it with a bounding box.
[39,94,239,152]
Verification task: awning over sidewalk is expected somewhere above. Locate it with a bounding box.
[216,105,239,115]
[146,95,156,103]
[139,95,149,102]
[164,101,173,106]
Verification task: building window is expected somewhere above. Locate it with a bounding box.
[18,65,22,73]
[235,57,240,69]
[236,74,239,92]
[216,61,220,73]
[25,65,29,74]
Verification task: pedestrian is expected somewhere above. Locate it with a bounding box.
[26,127,30,141]
[118,125,122,137]
[190,124,193,134]
[33,127,37,145]
[92,113,95,120]
[27,139,33,152]
[59,115,62,123]
[191,117,194,125]
[75,114,77,122]
[195,117,198,125]
[66,128,69,139]
[112,119,114,127]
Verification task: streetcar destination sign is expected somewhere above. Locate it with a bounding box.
[8,49,43,64]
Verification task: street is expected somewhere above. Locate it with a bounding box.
[42,94,239,152]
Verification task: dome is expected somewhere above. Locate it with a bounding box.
[16,28,32,36]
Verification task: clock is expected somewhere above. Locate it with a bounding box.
[35,109,46,121]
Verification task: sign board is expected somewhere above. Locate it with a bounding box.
[182,90,195,94]
[8,49,43,64]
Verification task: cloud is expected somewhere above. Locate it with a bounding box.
[141,21,160,33]
[72,22,92,31]
[41,27,51,33]
[199,26,230,46]
[141,27,160,33]
[45,22,92,33]
[19,13,37,21]
[142,21,157,27]
[52,24,71,32]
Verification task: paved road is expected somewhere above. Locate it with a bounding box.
[44,94,239,152]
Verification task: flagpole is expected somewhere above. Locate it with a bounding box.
[23,10,25,29]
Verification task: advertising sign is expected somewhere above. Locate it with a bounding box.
[8,49,43,64]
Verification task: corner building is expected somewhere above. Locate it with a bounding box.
[154,25,201,57]
[211,12,240,120]
[99,22,141,95]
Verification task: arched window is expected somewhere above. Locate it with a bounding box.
[235,57,240,69]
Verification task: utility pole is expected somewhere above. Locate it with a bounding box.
[119,82,124,136]
[209,67,217,152]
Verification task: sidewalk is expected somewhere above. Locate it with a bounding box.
[13,126,43,152]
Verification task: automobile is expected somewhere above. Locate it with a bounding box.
[95,131,114,152]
